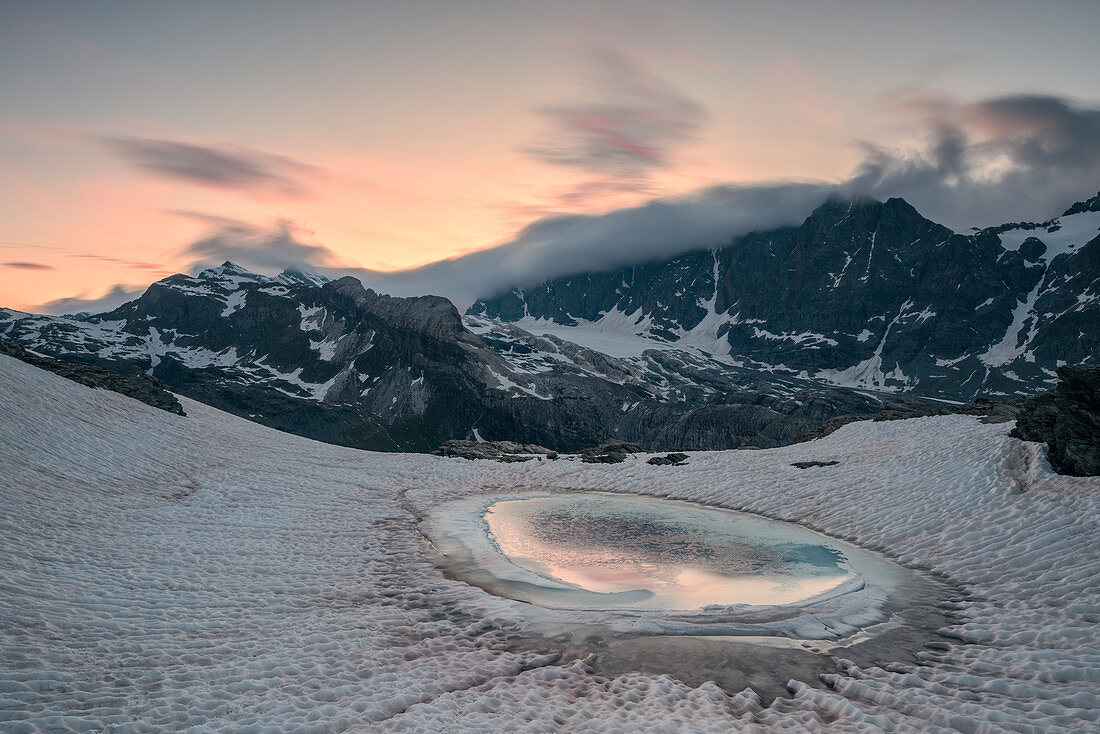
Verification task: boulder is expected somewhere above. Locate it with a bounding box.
[581,440,644,464]
[647,453,689,466]
[1012,365,1100,476]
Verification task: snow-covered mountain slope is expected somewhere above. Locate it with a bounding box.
[470,193,1100,400]
[0,264,881,452]
[3,351,1099,731]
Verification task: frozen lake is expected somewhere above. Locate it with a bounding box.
[424,490,957,697]
[424,489,929,642]
[485,493,859,610]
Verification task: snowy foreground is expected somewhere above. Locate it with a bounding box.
[1,353,1099,733]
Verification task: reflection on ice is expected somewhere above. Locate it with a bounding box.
[485,494,857,610]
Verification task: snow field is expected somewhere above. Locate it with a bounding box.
[1,353,1099,732]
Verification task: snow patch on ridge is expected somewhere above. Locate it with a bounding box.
[220,290,248,317]
[814,300,914,390]
[486,365,551,400]
[996,210,1100,262]
[980,281,1044,367]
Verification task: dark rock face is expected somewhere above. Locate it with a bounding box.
[2,267,534,451]
[0,338,184,415]
[1011,365,1100,476]
[1062,192,1100,216]
[9,191,1095,454]
[471,193,1100,401]
[874,399,1019,424]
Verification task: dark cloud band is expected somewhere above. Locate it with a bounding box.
[849,93,1100,228]
[105,137,318,196]
[4,261,55,270]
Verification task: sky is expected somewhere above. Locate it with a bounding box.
[2,0,1100,313]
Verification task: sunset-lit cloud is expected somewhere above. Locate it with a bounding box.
[35,284,145,316]
[526,47,705,208]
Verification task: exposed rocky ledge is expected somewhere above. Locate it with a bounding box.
[0,338,185,416]
[433,438,652,464]
[1011,365,1100,476]
[789,366,1098,477]
[433,440,557,462]
[792,397,1020,444]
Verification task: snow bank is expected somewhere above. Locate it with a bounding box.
[1,353,1098,732]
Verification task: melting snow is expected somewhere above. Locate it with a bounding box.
[1,354,1098,731]
[297,304,325,331]
[508,252,742,365]
[751,328,838,347]
[220,290,249,318]
[486,366,551,400]
[815,301,914,390]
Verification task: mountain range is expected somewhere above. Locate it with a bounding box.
[472,193,1100,401]
[3,192,1097,452]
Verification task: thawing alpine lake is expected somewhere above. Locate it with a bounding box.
[425,491,948,639]
[424,490,958,699]
[472,493,874,609]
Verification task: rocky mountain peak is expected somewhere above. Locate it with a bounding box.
[196,261,262,280]
[326,276,469,341]
[881,196,922,219]
[327,275,370,296]
[802,194,938,234]
[805,193,882,223]
[469,190,1099,401]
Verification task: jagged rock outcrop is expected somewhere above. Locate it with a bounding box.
[1011,365,1100,476]
[792,398,1020,444]
[0,338,184,415]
